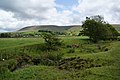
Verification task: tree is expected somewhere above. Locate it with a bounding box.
[81,15,119,42]
[41,33,63,51]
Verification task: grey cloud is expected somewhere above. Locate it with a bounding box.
[0,0,55,20]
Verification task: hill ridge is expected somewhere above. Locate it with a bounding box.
[18,25,82,32]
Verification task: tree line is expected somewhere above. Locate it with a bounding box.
[0,33,35,38]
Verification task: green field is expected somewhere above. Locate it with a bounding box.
[0,38,44,49]
[0,37,120,80]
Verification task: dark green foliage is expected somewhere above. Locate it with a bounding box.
[81,15,119,42]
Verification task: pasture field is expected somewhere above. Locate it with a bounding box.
[0,36,120,80]
[0,38,44,49]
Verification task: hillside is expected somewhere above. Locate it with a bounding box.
[112,24,120,32]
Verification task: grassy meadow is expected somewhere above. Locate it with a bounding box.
[0,36,120,80]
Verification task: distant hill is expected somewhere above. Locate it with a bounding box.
[18,25,81,32]
[112,24,120,32]
[18,24,120,33]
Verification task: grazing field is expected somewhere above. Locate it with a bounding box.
[0,38,44,49]
[0,36,120,80]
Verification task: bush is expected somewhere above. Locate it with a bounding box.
[41,33,63,51]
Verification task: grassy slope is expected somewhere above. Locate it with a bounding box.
[86,41,120,80]
[0,37,120,80]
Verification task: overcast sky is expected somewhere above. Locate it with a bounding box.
[0,0,120,32]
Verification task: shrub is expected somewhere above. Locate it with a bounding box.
[41,33,63,51]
